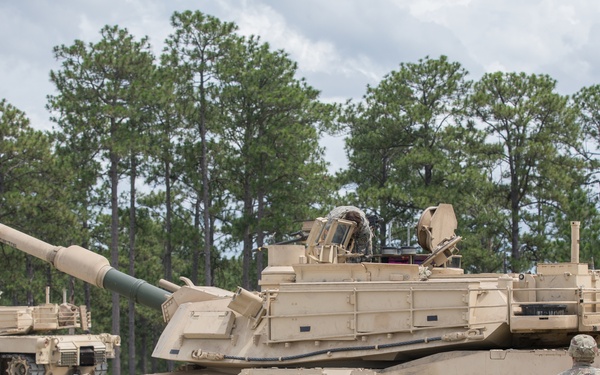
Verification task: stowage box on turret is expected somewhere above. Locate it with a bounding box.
[1,204,600,375]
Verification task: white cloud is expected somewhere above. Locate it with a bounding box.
[3,0,600,171]
[77,14,100,42]
[395,0,600,89]
[403,0,473,21]
[217,2,347,74]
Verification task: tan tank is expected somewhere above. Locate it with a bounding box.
[1,204,599,375]
[0,287,120,375]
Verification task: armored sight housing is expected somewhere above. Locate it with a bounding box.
[1,204,600,375]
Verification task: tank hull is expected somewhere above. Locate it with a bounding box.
[0,333,119,375]
[145,349,598,375]
[152,261,600,368]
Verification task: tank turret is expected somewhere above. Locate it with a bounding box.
[1,205,600,375]
[0,287,90,336]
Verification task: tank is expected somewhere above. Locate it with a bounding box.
[0,287,120,375]
[1,204,600,375]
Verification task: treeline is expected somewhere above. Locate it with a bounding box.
[1,9,600,374]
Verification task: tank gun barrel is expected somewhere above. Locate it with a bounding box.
[0,223,169,311]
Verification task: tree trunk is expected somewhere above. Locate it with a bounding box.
[424,164,433,186]
[255,191,265,290]
[199,71,213,287]
[140,317,147,375]
[164,160,172,281]
[242,182,253,290]
[509,155,521,271]
[209,213,216,284]
[128,155,137,375]
[164,161,175,373]
[82,220,92,311]
[26,257,33,306]
[511,190,520,266]
[380,156,389,249]
[192,197,200,285]
[109,150,121,375]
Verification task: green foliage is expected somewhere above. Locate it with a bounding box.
[217,34,334,289]
[160,10,239,286]
[467,72,583,271]
[574,85,600,189]
[48,24,159,373]
[339,56,476,251]
[0,99,79,304]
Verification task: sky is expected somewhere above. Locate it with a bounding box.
[1,0,600,172]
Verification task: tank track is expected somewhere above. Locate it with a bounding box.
[1,354,45,375]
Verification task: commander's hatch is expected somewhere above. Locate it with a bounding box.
[305,217,357,263]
